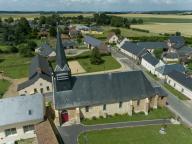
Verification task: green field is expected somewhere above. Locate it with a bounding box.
[79,125,192,144]
[0,54,30,79]
[82,108,172,125]
[0,79,10,98]
[163,83,190,100]
[78,55,121,73]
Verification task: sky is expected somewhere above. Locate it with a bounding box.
[0,0,192,11]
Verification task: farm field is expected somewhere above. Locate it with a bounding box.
[79,125,192,144]
[131,23,192,37]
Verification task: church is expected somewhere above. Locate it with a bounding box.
[53,29,168,125]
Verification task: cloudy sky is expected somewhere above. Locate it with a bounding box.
[0,0,192,11]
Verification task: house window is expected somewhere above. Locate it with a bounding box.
[181,88,184,93]
[103,104,106,111]
[5,128,17,137]
[40,83,43,86]
[161,96,164,100]
[85,106,89,112]
[40,88,43,93]
[174,83,176,87]
[119,102,123,108]
[137,100,140,106]
[34,88,37,93]
[23,125,34,133]
[47,86,50,91]
[168,80,171,84]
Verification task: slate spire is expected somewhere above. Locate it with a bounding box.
[55,28,70,72]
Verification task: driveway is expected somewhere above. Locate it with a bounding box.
[58,119,171,144]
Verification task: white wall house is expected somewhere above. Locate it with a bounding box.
[117,38,130,48]
[108,34,119,44]
[141,53,165,75]
[0,94,44,143]
[166,71,192,99]
[120,48,138,60]
[17,77,53,96]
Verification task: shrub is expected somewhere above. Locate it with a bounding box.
[92,116,97,120]
[99,116,104,119]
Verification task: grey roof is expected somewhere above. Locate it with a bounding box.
[84,35,102,48]
[138,42,168,49]
[29,55,52,79]
[17,73,52,91]
[177,46,192,57]
[121,42,146,57]
[163,52,179,59]
[142,53,159,66]
[169,36,185,49]
[62,40,76,49]
[154,86,168,97]
[56,28,68,70]
[0,94,44,127]
[156,64,185,75]
[168,71,192,91]
[54,71,156,109]
[37,43,55,57]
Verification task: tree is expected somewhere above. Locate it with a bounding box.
[131,18,137,24]
[0,17,2,26]
[110,29,121,36]
[90,48,103,65]
[138,18,144,24]
[27,40,37,51]
[39,16,46,26]
[49,26,57,37]
[19,44,33,57]
[176,31,181,36]
[6,17,14,24]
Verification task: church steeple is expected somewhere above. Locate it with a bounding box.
[55,28,70,72]
[54,28,71,83]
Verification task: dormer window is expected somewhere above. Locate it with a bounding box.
[28,110,32,115]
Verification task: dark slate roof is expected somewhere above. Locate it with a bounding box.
[154,86,168,97]
[56,28,68,70]
[177,46,192,57]
[156,64,185,75]
[163,52,179,59]
[138,42,168,49]
[37,43,55,57]
[169,36,185,49]
[62,40,76,49]
[89,26,102,32]
[29,55,52,79]
[0,94,44,127]
[54,71,156,109]
[84,35,102,48]
[121,42,146,57]
[142,53,159,66]
[17,73,52,91]
[168,71,192,91]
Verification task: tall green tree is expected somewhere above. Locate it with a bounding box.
[90,48,103,65]
[49,26,57,37]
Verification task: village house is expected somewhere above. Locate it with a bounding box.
[62,40,77,49]
[117,38,130,48]
[0,94,44,144]
[107,32,119,44]
[17,55,53,96]
[163,52,179,63]
[35,43,56,59]
[166,71,192,100]
[84,35,110,54]
[52,29,168,125]
[167,36,185,51]
[120,41,146,60]
[141,53,165,75]
[89,26,103,35]
[155,64,185,79]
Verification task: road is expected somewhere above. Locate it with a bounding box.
[112,50,192,127]
[58,119,171,144]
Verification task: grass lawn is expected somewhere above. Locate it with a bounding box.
[82,108,172,125]
[79,125,192,144]
[78,55,121,73]
[0,54,31,79]
[163,83,190,100]
[0,79,11,98]
[146,71,160,81]
[16,138,34,144]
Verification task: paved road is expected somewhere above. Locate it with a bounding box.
[112,50,192,127]
[58,119,171,144]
